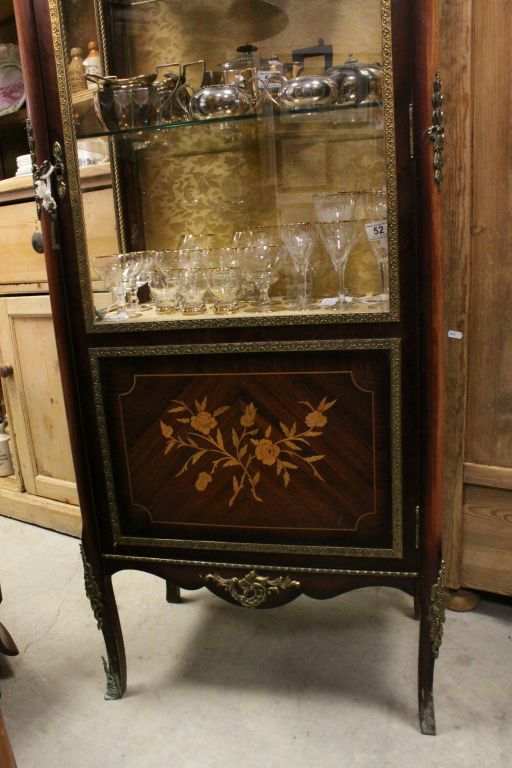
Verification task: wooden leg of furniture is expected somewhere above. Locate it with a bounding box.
[418,564,445,735]
[0,623,18,657]
[413,592,421,621]
[0,710,17,768]
[165,580,181,604]
[80,544,126,700]
[445,588,480,612]
[100,576,127,700]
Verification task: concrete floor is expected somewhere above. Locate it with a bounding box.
[0,516,511,768]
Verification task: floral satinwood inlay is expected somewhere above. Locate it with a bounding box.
[160,396,336,507]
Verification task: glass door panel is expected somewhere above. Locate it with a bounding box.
[58,0,397,327]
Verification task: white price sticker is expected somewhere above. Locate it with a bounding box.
[365,220,388,242]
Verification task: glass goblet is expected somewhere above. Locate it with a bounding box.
[179,269,209,314]
[93,256,129,321]
[240,242,282,310]
[149,267,181,313]
[116,252,144,317]
[209,268,240,313]
[313,192,357,223]
[280,223,316,311]
[361,189,388,302]
[317,221,360,309]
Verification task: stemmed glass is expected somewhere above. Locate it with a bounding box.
[313,192,356,223]
[360,189,388,303]
[93,253,142,321]
[317,221,360,309]
[279,223,316,311]
[239,242,282,310]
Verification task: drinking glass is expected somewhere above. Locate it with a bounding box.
[280,223,316,311]
[118,252,144,317]
[179,269,209,314]
[240,242,282,310]
[149,267,181,313]
[317,221,360,309]
[131,250,155,310]
[209,268,240,313]
[313,192,357,223]
[94,253,142,321]
[360,189,388,301]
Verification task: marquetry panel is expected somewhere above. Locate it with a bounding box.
[92,342,403,557]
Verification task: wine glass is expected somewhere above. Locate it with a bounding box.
[240,242,282,310]
[360,189,389,302]
[131,250,155,311]
[313,192,356,223]
[93,254,141,321]
[317,221,360,309]
[280,223,316,311]
[118,252,144,317]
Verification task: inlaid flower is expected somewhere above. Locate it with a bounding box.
[195,471,212,491]
[305,410,327,428]
[254,439,281,467]
[190,411,217,435]
[240,402,257,428]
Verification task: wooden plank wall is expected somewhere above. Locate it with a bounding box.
[441,0,512,594]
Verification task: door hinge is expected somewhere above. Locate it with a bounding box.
[415,505,420,549]
[409,103,415,159]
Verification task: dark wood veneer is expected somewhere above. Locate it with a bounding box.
[14,0,443,733]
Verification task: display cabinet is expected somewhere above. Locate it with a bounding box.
[14,0,444,733]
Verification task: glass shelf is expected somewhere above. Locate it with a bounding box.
[95,297,390,328]
[77,103,384,142]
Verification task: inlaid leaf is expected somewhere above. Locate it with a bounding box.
[164,443,174,455]
[239,444,248,459]
[283,440,302,451]
[232,429,240,449]
[265,425,272,439]
[304,455,325,463]
[283,470,290,487]
[176,417,191,424]
[233,475,239,492]
[191,450,206,465]
[216,428,225,450]
[160,420,173,438]
[224,459,239,467]
[280,422,290,437]
[281,461,298,470]
[214,405,230,418]
[167,405,186,414]
[253,471,260,486]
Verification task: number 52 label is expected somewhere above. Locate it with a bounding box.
[365,220,388,242]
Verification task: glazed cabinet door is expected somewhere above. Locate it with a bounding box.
[23,0,420,569]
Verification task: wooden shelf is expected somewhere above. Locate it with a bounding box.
[0,160,112,203]
[0,105,27,130]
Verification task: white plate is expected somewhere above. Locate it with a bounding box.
[0,44,25,117]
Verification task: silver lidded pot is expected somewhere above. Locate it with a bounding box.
[326,53,382,106]
[265,74,338,110]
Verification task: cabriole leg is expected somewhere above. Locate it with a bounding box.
[80,544,127,700]
[166,580,182,604]
[418,561,446,735]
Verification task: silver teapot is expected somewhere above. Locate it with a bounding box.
[177,83,253,121]
[265,74,338,110]
[326,54,382,106]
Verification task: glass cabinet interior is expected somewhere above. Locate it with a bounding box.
[58,0,399,327]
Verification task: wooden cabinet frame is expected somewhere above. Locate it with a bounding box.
[14,0,445,733]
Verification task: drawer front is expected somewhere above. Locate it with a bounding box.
[0,201,47,284]
[91,341,408,561]
[0,189,117,286]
